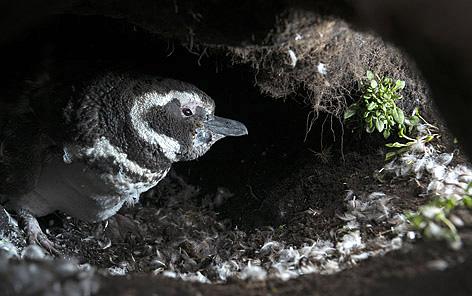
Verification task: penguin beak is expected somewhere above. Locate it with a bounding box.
[204,115,248,136]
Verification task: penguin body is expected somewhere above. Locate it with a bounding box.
[0,72,247,232]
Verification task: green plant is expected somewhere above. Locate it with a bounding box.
[384,107,439,160]
[344,71,406,139]
[407,189,472,249]
[345,71,439,160]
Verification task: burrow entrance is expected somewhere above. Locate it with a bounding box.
[2,13,470,294]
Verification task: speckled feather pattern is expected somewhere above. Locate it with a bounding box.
[0,72,219,222]
[64,72,214,170]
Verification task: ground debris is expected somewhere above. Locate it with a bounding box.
[0,251,98,296]
[46,169,412,283]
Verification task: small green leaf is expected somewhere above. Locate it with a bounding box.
[366,70,374,80]
[344,104,358,120]
[423,135,437,143]
[397,109,405,124]
[392,108,399,122]
[445,198,458,210]
[366,124,375,133]
[367,102,377,111]
[385,151,397,161]
[409,115,420,127]
[386,142,409,148]
[463,196,472,208]
[395,80,406,90]
[383,128,391,139]
[370,80,378,88]
[375,118,385,133]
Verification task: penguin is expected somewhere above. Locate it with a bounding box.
[0,71,247,253]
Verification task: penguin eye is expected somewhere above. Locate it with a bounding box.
[182,108,193,117]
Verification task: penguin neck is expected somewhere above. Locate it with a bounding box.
[67,137,171,182]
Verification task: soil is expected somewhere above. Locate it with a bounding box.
[94,234,472,296]
[1,12,471,296]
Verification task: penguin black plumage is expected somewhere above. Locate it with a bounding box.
[0,72,247,252]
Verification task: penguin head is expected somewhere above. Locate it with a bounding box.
[130,78,248,162]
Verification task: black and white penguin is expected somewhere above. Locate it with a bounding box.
[0,72,247,252]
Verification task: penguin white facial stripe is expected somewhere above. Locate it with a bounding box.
[130,89,213,161]
[83,137,161,180]
[130,92,180,161]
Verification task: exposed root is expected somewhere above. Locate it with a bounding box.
[226,10,429,129]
